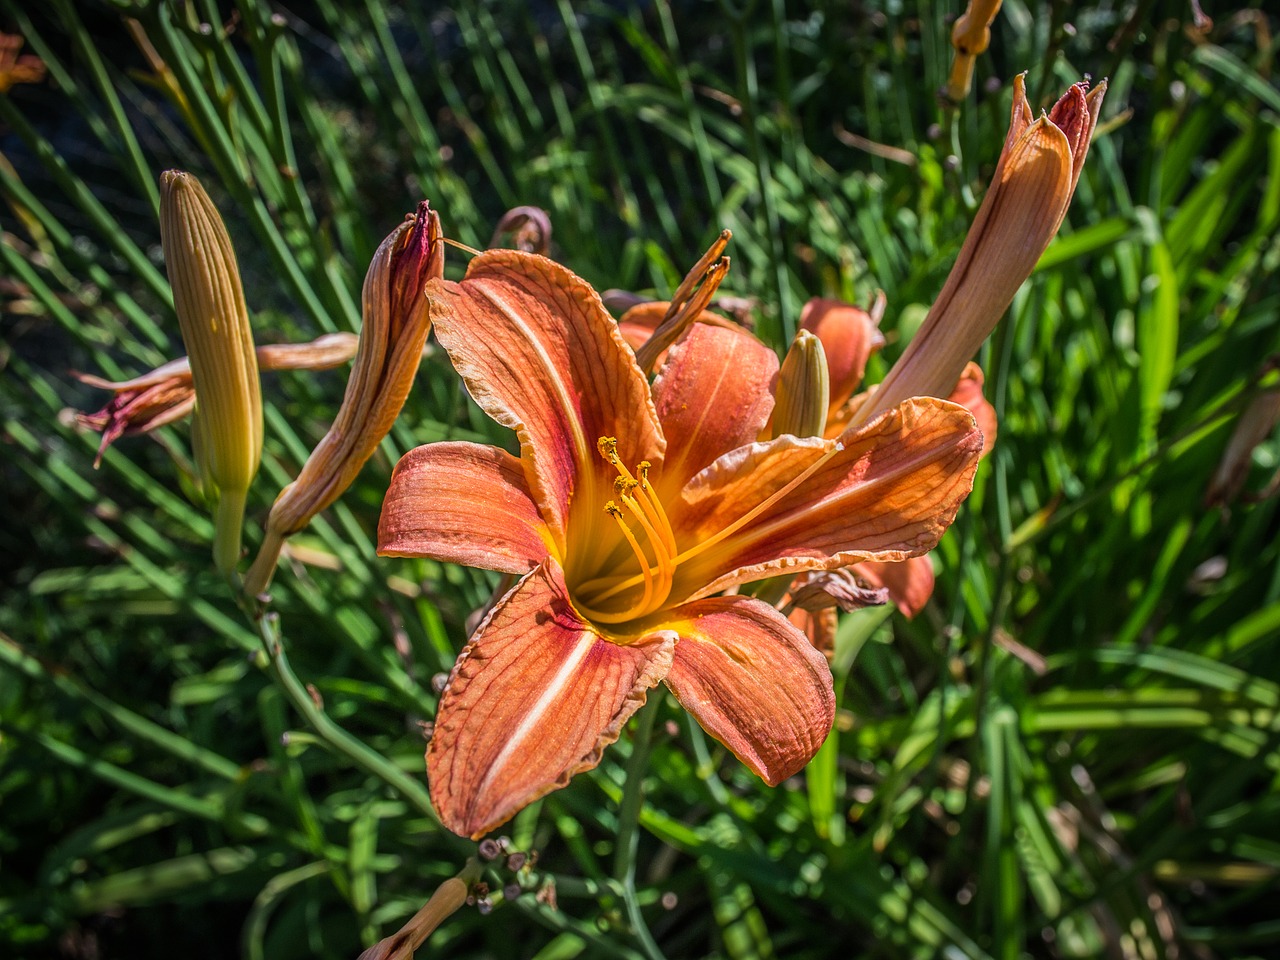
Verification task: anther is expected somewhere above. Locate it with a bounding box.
[597,436,618,460]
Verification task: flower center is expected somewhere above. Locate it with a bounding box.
[571,437,678,624]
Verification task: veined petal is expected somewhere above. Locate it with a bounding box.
[378,442,552,574]
[428,252,664,546]
[671,398,982,599]
[851,556,936,619]
[651,322,778,493]
[428,560,675,839]
[660,596,834,785]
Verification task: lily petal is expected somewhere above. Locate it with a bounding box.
[428,251,664,546]
[672,398,982,598]
[378,441,552,574]
[661,596,834,785]
[651,322,778,493]
[799,296,885,412]
[428,560,675,838]
[788,606,838,660]
[851,556,936,619]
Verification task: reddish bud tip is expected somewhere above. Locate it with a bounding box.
[391,201,443,318]
[1048,81,1090,151]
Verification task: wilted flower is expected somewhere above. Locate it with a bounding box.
[243,202,441,596]
[0,32,46,94]
[75,333,359,467]
[1205,388,1280,507]
[159,170,263,575]
[853,75,1106,428]
[489,206,552,255]
[378,248,982,838]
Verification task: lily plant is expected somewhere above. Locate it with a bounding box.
[377,74,1104,840]
[379,249,983,839]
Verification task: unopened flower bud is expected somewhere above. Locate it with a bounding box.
[771,330,830,440]
[244,202,441,596]
[945,0,1004,102]
[853,75,1106,428]
[159,170,263,575]
[799,294,886,415]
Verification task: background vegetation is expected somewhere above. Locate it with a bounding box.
[2,0,1279,957]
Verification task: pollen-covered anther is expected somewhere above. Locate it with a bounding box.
[596,436,619,461]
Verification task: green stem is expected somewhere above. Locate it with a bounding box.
[244,601,437,822]
[613,693,666,960]
[212,486,248,580]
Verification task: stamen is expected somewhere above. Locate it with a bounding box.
[579,437,681,620]
[575,500,655,624]
[673,441,845,566]
[586,440,848,604]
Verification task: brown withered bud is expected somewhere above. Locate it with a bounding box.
[788,569,890,613]
[489,206,552,255]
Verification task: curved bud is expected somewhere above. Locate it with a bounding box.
[244,202,442,596]
[852,75,1106,427]
[159,170,262,575]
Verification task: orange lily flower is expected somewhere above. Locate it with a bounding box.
[378,250,983,838]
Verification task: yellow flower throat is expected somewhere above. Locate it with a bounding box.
[573,437,678,624]
[571,433,846,627]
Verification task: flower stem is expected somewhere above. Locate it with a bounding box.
[212,486,248,580]
[244,600,437,822]
[613,692,666,960]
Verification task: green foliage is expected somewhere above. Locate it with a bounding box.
[2,1,1279,958]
